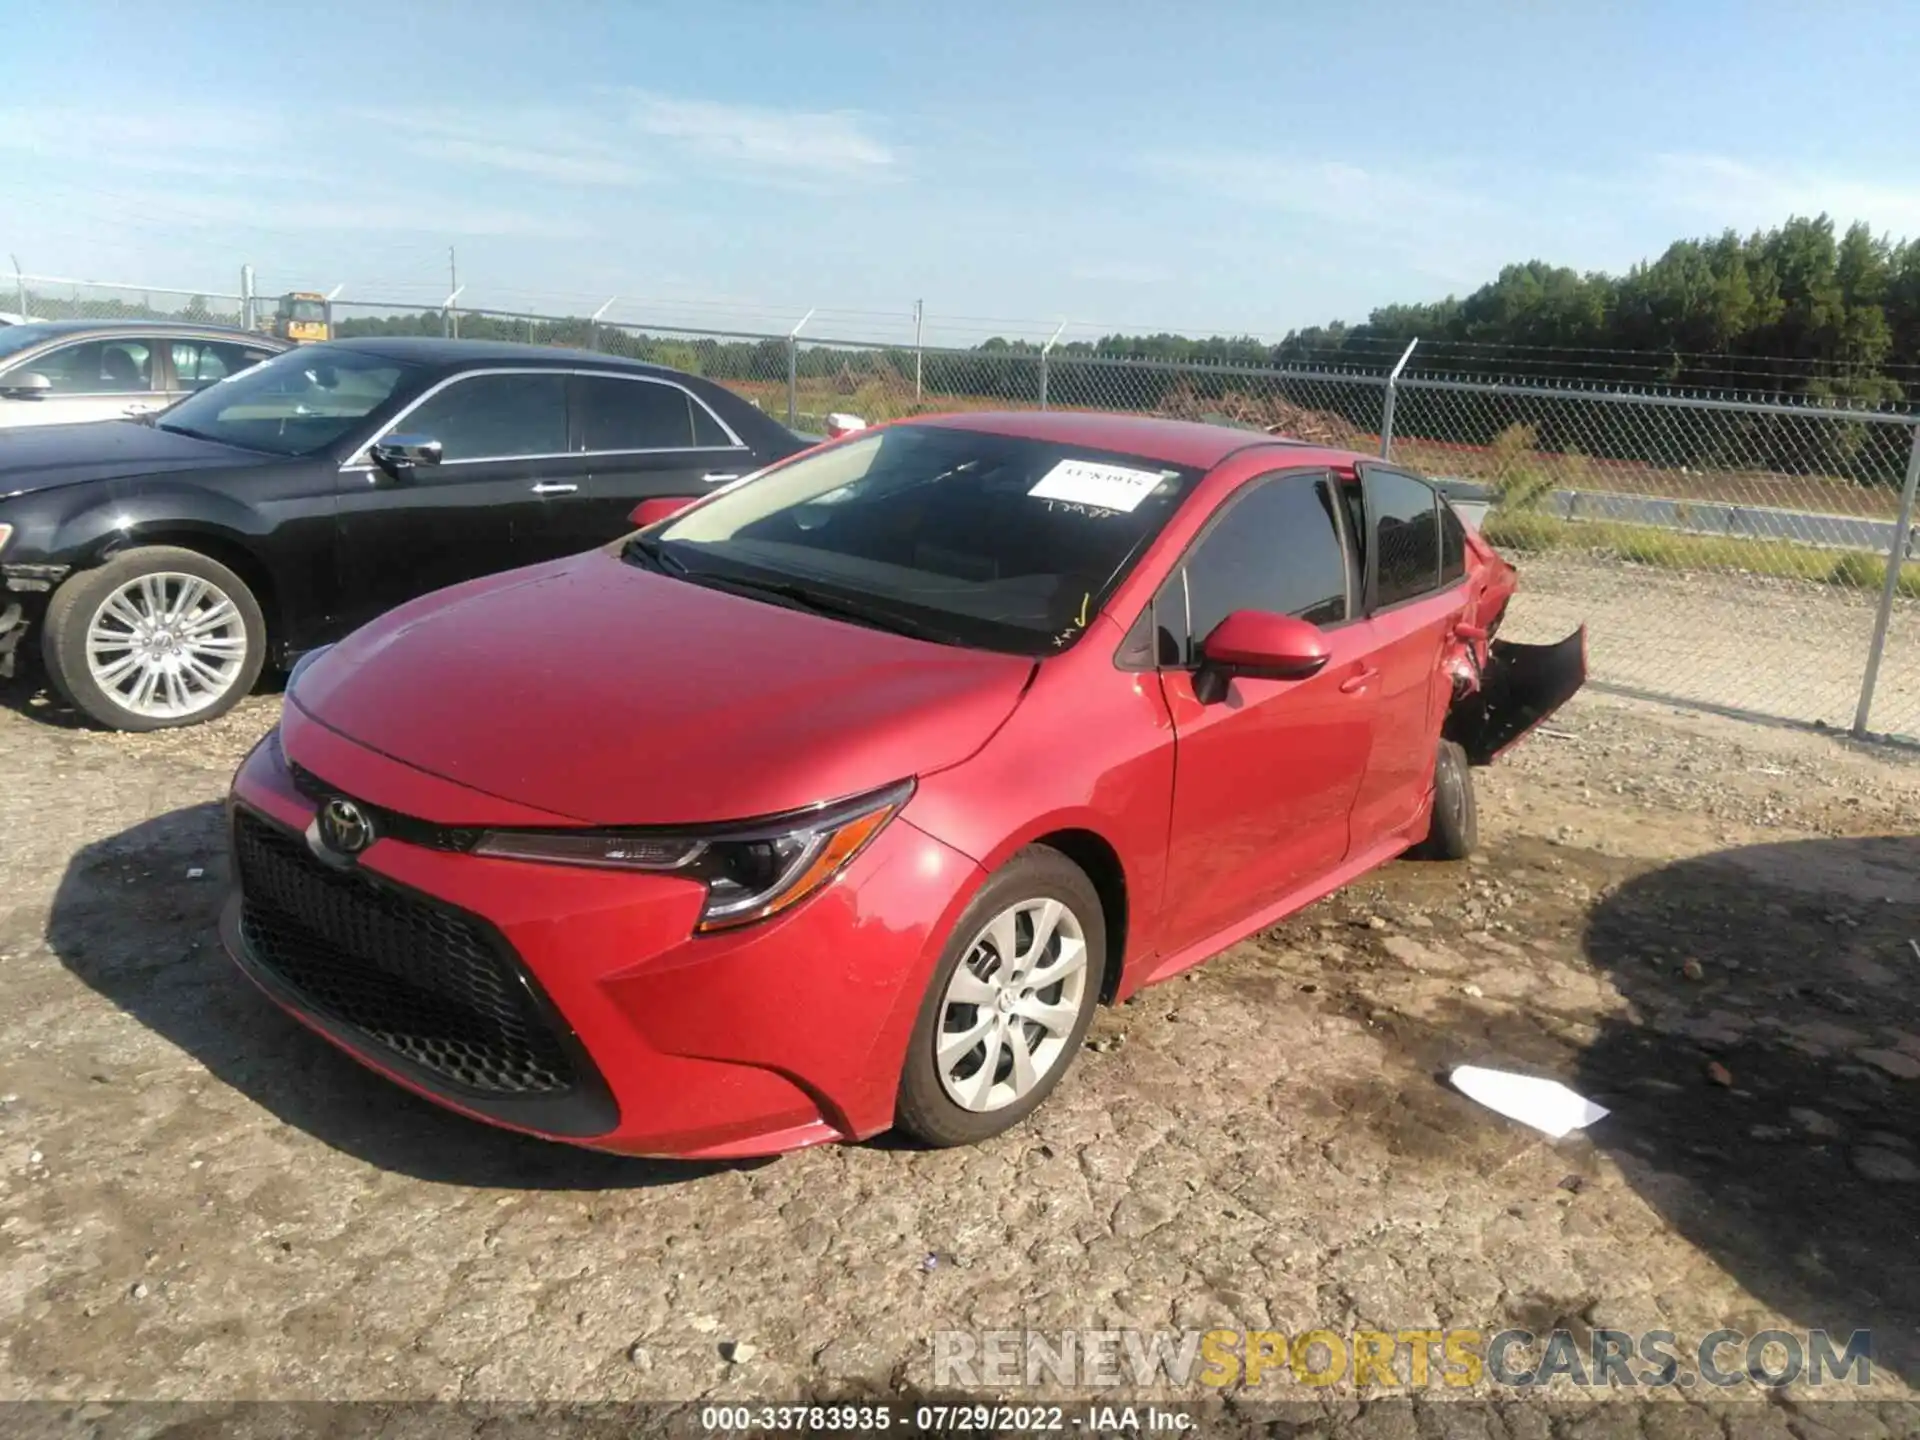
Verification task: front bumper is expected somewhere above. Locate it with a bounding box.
[0,602,22,679]
[220,714,986,1159]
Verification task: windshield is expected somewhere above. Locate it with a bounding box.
[284,300,327,323]
[649,424,1204,655]
[0,323,70,363]
[155,347,415,457]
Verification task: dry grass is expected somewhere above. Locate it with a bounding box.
[1483,510,1920,598]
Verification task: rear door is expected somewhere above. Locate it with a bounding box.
[158,336,281,410]
[333,369,591,632]
[1348,464,1473,842]
[574,371,758,540]
[1154,468,1378,955]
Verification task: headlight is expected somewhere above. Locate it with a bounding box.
[286,643,334,696]
[471,779,914,933]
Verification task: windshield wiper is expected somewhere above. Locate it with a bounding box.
[622,533,687,574]
[155,422,222,444]
[695,573,966,645]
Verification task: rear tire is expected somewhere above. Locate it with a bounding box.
[1408,738,1477,860]
[42,546,266,732]
[895,846,1105,1148]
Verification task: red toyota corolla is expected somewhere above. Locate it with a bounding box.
[220,412,1584,1158]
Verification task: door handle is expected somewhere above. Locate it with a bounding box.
[1339,667,1380,694]
[702,471,743,484]
[529,482,579,495]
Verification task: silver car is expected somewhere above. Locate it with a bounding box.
[0,321,288,430]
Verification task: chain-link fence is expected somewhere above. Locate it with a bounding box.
[7,276,1919,742]
[8,274,245,327]
[1387,379,1920,742]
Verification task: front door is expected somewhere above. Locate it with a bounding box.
[1155,469,1378,956]
[573,371,759,543]
[0,336,164,428]
[333,370,591,634]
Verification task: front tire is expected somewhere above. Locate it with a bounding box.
[1408,737,1477,860]
[895,846,1105,1148]
[41,546,266,732]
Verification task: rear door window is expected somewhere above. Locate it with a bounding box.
[575,374,734,453]
[170,339,276,391]
[1364,468,1443,608]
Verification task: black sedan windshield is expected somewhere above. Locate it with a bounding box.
[650,424,1202,655]
[156,348,415,457]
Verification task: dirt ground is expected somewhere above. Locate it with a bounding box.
[2,665,1919,1426]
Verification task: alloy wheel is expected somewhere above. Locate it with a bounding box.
[935,897,1089,1112]
[84,571,249,721]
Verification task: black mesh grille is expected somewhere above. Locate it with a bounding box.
[233,810,578,1096]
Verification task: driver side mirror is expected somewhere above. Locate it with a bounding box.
[370,434,443,478]
[0,372,52,400]
[1198,610,1332,691]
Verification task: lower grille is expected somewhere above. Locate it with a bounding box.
[233,809,578,1097]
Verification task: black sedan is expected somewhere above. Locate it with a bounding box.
[0,337,810,729]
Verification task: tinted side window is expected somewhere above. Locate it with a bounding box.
[691,396,732,447]
[576,375,726,452]
[22,339,154,394]
[171,340,276,391]
[402,373,568,462]
[1440,500,1467,585]
[1172,473,1348,662]
[1367,469,1441,607]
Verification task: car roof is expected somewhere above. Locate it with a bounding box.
[906,409,1370,471]
[3,319,282,341]
[323,336,683,373]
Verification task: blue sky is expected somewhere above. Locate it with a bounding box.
[5,0,1920,345]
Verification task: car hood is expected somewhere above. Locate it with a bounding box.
[291,549,1037,826]
[0,420,267,499]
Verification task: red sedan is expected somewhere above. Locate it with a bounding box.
[220,412,1584,1157]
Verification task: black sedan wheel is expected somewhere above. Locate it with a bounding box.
[41,546,266,731]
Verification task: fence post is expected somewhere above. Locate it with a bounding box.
[1039,320,1067,411]
[1379,337,1419,459]
[589,297,617,353]
[913,299,924,401]
[1852,423,1920,736]
[786,309,816,428]
[441,285,464,340]
[10,254,24,323]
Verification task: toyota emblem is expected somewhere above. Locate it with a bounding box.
[317,797,375,857]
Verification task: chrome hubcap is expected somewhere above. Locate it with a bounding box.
[936,897,1089,1113]
[85,572,247,720]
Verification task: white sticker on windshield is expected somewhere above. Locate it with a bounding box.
[1027,459,1173,514]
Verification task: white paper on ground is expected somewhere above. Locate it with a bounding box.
[1450,1065,1610,1139]
[1027,459,1174,513]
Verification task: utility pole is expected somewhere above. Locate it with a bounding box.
[913,298,924,400]
[448,246,459,339]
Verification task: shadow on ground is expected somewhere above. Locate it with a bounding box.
[45,802,749,1190]
[1578,834,1920,1385]
[1,654,289,731]
[1281,833,1920,1390]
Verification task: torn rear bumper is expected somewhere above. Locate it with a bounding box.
[1445,625,1587,765]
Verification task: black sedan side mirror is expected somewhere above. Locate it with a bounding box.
[370,434,443,478]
